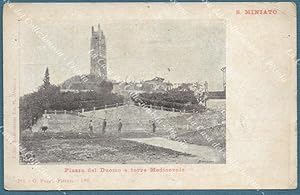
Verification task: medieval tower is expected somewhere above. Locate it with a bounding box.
[90,24,107,80]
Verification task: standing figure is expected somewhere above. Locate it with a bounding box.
[152,120,156,133]
[41,116,48,133]
[102,119,107,134]
[32,116,37,125]
[89,120,93,133]
[30,116,36,132]
[118,119,122,133]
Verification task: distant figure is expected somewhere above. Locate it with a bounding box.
[152,120,156,133]
[118,119,122,133]
[32,116,36,126]
[89,120,93,133]
[102,119,107,134]
[30,116,36,132]
[41,116,48,133]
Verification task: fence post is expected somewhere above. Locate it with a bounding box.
[54,110,57,115]
[183,109,186,113]
[105,105,107,109]
[64,110,66,115]
[93,107,96,111]
[150,105,152,110]
[82,108,84,113]
[172,108,175,112]
[161,106,163,111]
[44,110,47,115]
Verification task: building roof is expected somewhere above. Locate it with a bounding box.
[60,74,105,91]
[145,77,165,82]
[207,91,226,99]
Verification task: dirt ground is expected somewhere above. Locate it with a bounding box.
[20,132,195,164]
[20,104,225,164]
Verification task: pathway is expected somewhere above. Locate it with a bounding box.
[123,137,225,163]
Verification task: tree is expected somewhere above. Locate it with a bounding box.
[42,67,50,89]
[99,80,113,93]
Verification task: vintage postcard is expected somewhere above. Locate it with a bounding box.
[3,2,297,190]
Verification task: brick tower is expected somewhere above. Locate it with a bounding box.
[90,24,107,79]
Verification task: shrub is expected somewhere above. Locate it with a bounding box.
[131,90,205,112]
[19,84,124,131]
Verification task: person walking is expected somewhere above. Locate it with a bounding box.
[152,120,156,133]
[30,116,36,132]
[118,119,122,133]
[89,120,93,133]
[102,119,107,134]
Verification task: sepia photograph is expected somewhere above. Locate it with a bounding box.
[19,19,226,164]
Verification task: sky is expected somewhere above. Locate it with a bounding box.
[20,19,226,95]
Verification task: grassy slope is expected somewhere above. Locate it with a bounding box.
[20,132,193,164]
[21,103,225,164]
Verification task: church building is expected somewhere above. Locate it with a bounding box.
[90,24,107,79]
[60,24,110,93]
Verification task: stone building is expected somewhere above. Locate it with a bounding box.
[142,77,173,92]
[89,24,107,79]
[205,67,226,109]
[60,24,109,93]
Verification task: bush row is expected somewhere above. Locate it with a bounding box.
[132,91,205,112]
[20,85,124,131]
